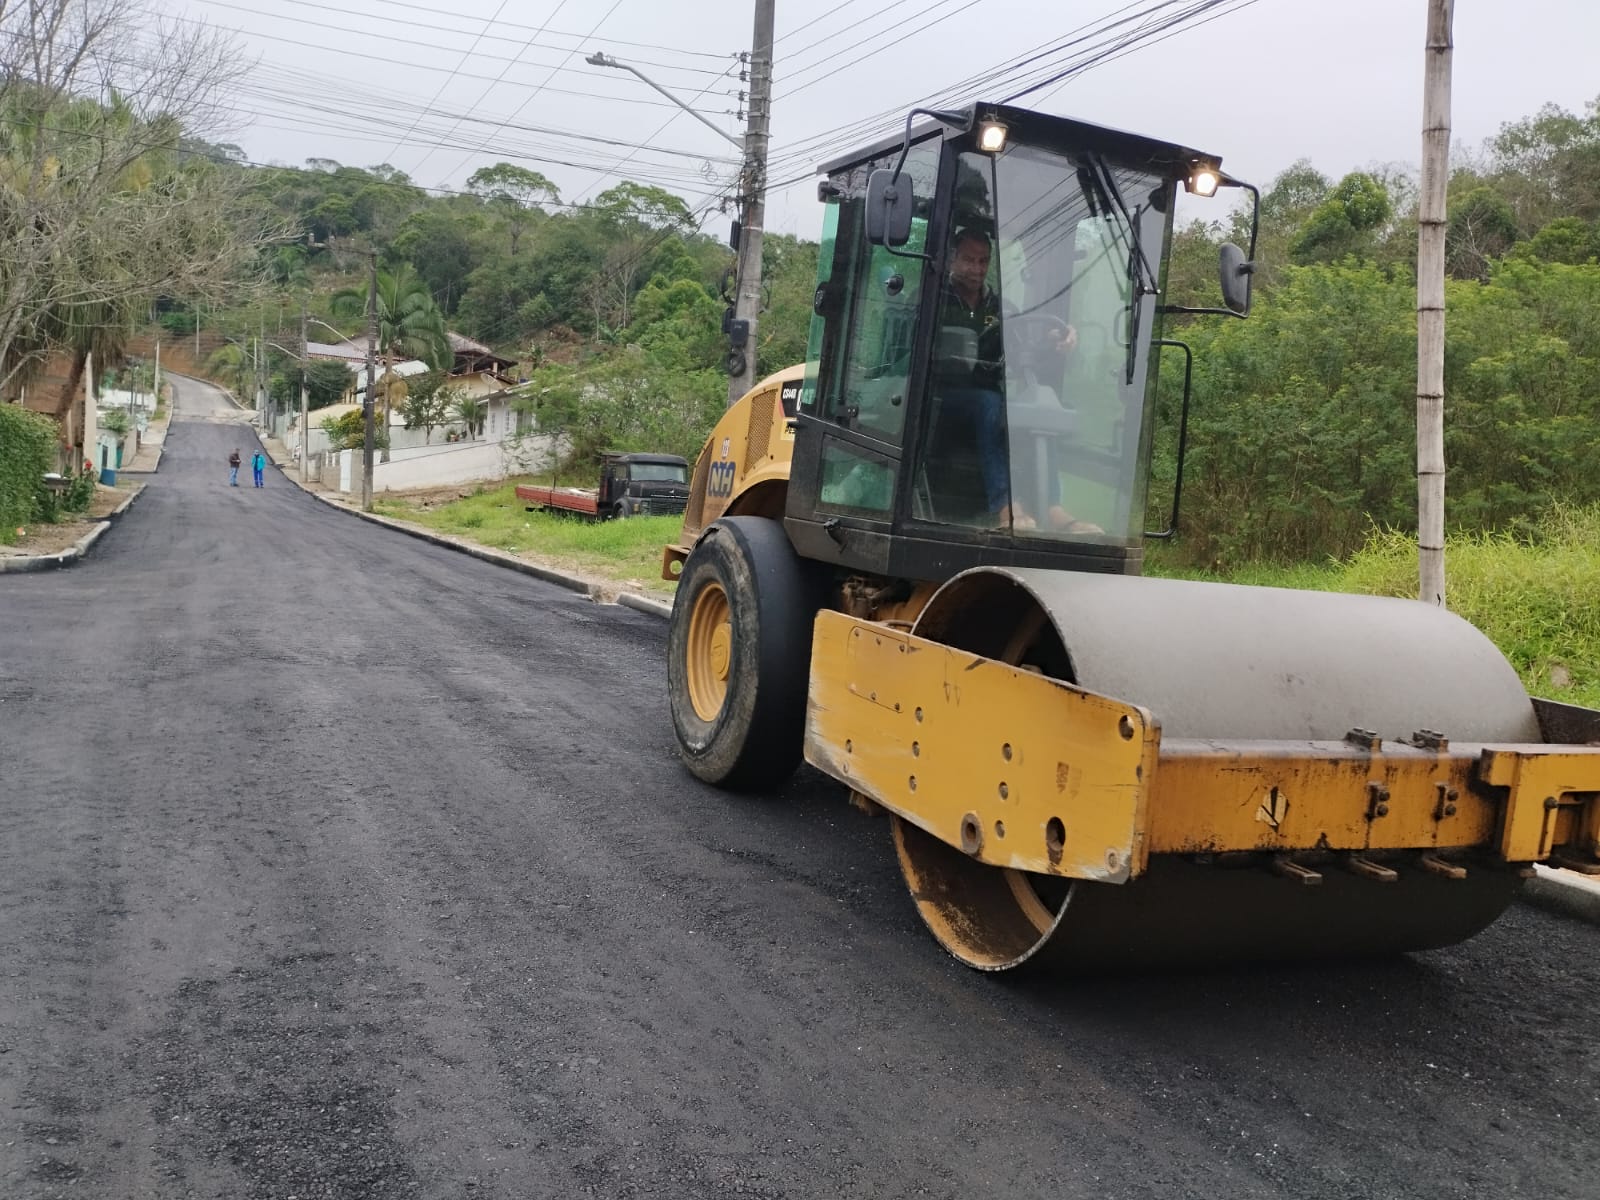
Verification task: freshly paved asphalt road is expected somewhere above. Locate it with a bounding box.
[2,374,1597,1199]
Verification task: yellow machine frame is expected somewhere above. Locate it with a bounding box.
[668,374,1600,887]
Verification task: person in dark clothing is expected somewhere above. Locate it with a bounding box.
[228,448,241,487]
[931,228,1091,530]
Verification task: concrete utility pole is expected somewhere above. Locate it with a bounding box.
[249,334,262,432]
[363,250,377,512]
[299,304,311,483]
[727,0,775,407]
[1417,0,1453,607]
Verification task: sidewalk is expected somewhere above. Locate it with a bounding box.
[121,396,174,474]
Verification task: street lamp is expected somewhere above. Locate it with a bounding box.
[585,51,743,149]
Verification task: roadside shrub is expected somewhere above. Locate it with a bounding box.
[64,467,95,511]
[1336,506,1600,705]
[320,409,388,452]
[0,404,57,542]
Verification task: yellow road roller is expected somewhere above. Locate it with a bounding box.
[663,102,1600,972]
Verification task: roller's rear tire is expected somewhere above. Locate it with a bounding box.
[668,517,824,790]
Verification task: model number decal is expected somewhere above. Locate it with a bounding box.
[708,460,736,497]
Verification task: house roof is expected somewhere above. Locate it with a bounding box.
[448,330,516,370]
[306,340,366,363]
[352,359,432,396]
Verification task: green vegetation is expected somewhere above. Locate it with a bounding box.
[0,404,57,540]
[373,484,680,592]
[0,3,275,421]
[320,409,386,453]
[1154,94,1600,569]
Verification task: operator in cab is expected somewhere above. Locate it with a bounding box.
[930,225,1095,533]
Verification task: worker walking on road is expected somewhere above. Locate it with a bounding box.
[228,448,241,487]
[251,449,266,488]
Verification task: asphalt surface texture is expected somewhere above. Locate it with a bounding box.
[2,374,1597,1200]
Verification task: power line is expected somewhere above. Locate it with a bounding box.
[565,63,740,208]
[186,0,731,77]
[763,0,1243,181]
[421,0,630,186]
[377,0,513,165]
[307,0,732,60]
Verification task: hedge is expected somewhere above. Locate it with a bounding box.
[0,403,58,543]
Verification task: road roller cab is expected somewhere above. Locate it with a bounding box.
[783,103,1250,582]
[666,102,1600,975]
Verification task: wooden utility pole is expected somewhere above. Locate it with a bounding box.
[726,0,775,407]
[1417,0,1453,606]
[362,250,377,512]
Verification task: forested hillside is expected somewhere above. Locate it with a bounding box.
[186,94,1600,564]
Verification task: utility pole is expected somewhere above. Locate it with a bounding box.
[300,303,311,483]
[1417,0,1453,607]
[362,250,377,512]
[726,0,775,407]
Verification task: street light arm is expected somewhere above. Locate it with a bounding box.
[587,50,743,149]
[305,317,353,342]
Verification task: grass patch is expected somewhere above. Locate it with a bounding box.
[375,481,682,593]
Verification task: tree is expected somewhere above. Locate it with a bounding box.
[399,371,453,442]
[332,265,451,369]
[592,182,694,232]
[1514,216,1600,265]
[269,358,353,413]
[321,408,386,451]
[1446,186,1518,280]
[0,2,282,410]
[451,391,483,440]
[306,360,356,409]
[205,343,256,401]
[466,162,559,256]
[393,205,483,314]
[1290,173,1394,264]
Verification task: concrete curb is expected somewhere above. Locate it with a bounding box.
[303,490,599,597]
[0,483,146,574]
[1523,865,1600,926]
[118,446,163,475]
[107,483,146,517]
[0,521,108,573]
[617,591,673,620]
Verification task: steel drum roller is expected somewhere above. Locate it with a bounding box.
[895,569,1537,971]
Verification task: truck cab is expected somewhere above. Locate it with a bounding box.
[599,452,692,518]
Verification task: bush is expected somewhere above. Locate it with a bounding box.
[1333,507,1600,705]
[64,468,95,511]
[0,404,58,542]
[320,408,387,452]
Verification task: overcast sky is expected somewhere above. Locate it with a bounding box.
[170,0,1600,239]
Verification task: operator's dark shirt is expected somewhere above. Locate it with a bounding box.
[934,281,1004,389]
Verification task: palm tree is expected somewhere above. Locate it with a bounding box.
[203,341,255,401]
[332,264,451,371]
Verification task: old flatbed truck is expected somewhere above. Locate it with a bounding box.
[516,451,691,520]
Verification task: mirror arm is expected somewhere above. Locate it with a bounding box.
[1158,303,1248,320]
[889,106,970,185]
[1145,338,1193,540]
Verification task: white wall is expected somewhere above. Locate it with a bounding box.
[324,435,553,494]
[370,436,553,493]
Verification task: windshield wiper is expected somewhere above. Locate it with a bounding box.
[1087,154,1159,384]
